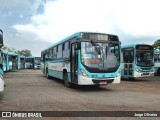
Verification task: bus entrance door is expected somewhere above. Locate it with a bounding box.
[71,43,78,84]
[124,63,133,77]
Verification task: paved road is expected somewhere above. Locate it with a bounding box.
[0,69,160,119]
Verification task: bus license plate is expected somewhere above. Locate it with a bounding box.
[100,82,107,85]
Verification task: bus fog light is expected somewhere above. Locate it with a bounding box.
[80,69,89,78]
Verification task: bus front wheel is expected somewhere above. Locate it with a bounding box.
[63,73,72,88]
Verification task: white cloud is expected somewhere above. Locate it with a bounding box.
[0,0,44,17]
[12,0,160,44]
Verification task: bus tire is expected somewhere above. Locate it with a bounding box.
[46,69,50,79]
[63,72,72,88]
[157,68,160,76]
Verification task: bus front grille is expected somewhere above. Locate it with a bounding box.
[92,79,114,84]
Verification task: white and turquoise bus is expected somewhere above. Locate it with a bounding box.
[7,52,19,71]
[0,29,4,92]
[19,56,25,69]
[25,56,35,69]
[25,57,41,69]
[41,32,121,87]
[154,49,160,75]
[121,44,155,79]
[1,50,8,71]
[35,57,41,69]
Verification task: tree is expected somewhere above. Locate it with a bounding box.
[1,45,32,57]
[16,49,32,57]
[153,39,160,49]
[1,45,16,52]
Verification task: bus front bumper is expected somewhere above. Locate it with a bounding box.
[77,75,120,85]
[0,78,4,92]
[134,71,155,77]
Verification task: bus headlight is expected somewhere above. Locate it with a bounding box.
[135,68,141,72]
[151,68,155,72]
[116,70,121,77]
[80,69,89,78]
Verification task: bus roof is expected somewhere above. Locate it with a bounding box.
[26,56,35,59]
[19,56,25,58]
[41,31,118,52]
[121,44,152,48]
[0,49,7,54]
[7,52,19,56]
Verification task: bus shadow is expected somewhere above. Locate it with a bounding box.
[121,78,150,82]
[45,76,65,85]
[45,76,111,92]
[72,85,112,92]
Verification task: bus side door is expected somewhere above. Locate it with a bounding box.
[71,43,78,83]
[123,48,134,77]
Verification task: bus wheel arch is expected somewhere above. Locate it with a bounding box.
[63,69,72,88]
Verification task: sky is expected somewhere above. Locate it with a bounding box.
[0,0,160,56]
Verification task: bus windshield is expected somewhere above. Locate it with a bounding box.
[35,57,41,64]
[26,58,34,63]
[81,41,120,72]
[136,50,154,67]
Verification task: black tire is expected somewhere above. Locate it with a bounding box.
[46,69,50,79]
[157,69,160,76]
[64,72,72,88]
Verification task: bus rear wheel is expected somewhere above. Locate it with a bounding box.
[157,69,160,76]
[64,73,72,88]
[46,69,50,79]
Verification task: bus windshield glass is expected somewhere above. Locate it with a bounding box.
[136,50,154,67]
[135,45,154,67]
[81,41,120,72]
[26,58,34,63]
[35,57,41,64]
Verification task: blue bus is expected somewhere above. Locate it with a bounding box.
[121,44,155,78]
[7,52,20,71]
[35,57,41,69]
[0,29,4,92]
[25,56,41,69]
[25,56,35,69]
[154,49,160,75]
[41,32,121,87]
[1,50,8,71]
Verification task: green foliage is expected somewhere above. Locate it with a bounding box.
[153,39,160,49]
[16,49,32,57]
[1,45,16,52]
[1,44,32,57]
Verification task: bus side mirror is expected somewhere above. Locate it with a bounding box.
[77,42,81,50]
[0,30,3,48]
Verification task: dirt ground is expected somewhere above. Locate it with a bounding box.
[0,69,160,119]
